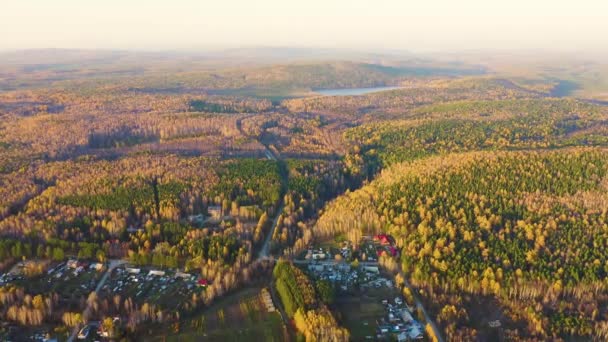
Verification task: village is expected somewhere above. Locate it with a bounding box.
[0,257,217,341]
[0,229,425,341]
[1,259,105,300]
[298,234,424,341]
[100,265,210,309]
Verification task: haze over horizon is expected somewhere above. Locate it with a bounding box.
[1,0,607,54]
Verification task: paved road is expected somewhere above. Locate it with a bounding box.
[256,141,283,259]
[258,201,284,259]
[68,259,126,342]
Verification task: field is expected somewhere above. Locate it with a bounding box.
[145,287,288,342]
[332,286,400,340]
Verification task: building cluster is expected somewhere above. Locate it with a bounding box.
[377,297,424,341]
[104,266,207,300]
[305,247,331,260]
[372,234,399,258]
[306,262,393,292]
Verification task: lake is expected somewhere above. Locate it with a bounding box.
[314,86,402,96]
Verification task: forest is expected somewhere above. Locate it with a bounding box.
[315,148,608,340]
[0,52,607,340]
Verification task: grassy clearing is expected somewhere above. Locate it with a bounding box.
[332,286,398,340]
[145,287,287,342]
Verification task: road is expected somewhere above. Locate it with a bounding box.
[67,259,126,342]
[256,141,284,259]
[398,269,445,342]
[268,283,290,325]
[291,259,378,267]
[253,129,288,260]
[239,112,443,340]
[258,200,284,259]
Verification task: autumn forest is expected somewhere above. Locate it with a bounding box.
[0,49,607,341]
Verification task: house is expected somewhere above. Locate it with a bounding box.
[400,309,413,323]
[126,267,141,274]
[395,297,403,305]
[148,270,166,277]
[374,234,393,245]
[378,325,390,334]
[197,279,210,287]
[207,205,222,219]
[364,266,379,274]
[175,271,192,279]
[408,324,424,339]
[312,252,326,260]
[488,320,501,328]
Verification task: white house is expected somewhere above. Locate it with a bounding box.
[400,309,413,323]
[148,270,166,276]
[126,267,141,274]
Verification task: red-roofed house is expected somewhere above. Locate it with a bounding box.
[374,234,393,245]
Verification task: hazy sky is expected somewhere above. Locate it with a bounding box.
[1,0,607,52]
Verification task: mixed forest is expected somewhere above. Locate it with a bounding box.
[0,50,607,341]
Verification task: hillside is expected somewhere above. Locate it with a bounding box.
[315,148,608,340]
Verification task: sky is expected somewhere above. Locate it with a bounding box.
[1,0,607,52]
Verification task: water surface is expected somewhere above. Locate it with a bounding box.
[315,86,402,96]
